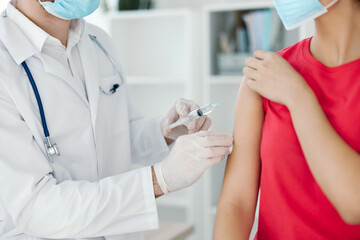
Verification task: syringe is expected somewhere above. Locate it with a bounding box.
[169,102,220,130]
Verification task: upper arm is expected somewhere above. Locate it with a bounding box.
[219,77,264,210]
[214,79,264,239]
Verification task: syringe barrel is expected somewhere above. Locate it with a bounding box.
[198,104,215,116]
[168,104,216,130]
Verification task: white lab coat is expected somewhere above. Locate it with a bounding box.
[0,5,170,240]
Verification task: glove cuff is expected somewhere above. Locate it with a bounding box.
[154,162,171,195]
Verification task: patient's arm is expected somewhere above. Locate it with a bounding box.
[213,79,264,240]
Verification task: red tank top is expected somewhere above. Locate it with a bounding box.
[256,38,360,239]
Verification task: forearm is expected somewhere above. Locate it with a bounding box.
[288,90,360,223]
[214,201,256,240]
[214,157,259,240]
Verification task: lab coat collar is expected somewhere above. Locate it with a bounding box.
[67,19,86,50]
[6,1,48,57]
[0,3,96,122]
[0,6,37,65]
[1,2,90,107]
[1,1,86,65]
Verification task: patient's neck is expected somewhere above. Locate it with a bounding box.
[312,1,360,67]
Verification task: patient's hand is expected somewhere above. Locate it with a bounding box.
[243,50,312,109]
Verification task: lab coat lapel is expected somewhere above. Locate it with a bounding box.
[1,9,89,108]
[41,56,90,108]
[78,34,100,130]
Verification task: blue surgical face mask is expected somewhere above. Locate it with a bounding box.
[273,0,338,30]
[39,0,101,20]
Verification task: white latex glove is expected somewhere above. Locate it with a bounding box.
[154,131,233,194]
[161,98,212,140]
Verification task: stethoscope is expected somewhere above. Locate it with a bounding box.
[21,34,124,163]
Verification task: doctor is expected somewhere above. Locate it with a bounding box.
[0,0,233,239]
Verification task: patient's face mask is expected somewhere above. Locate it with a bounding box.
[273,0,338,30]
[39,0,100,20]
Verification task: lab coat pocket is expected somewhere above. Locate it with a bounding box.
[98,75,129,134]
[99,75,123,97]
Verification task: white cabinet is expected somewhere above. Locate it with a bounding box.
[108,10,203,240]
[109,10,192,80]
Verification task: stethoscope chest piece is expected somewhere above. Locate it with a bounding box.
[45,137,60,164]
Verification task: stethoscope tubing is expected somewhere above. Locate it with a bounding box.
[21,61,50,138]
[89,34,126,83]
[21,34,124,163]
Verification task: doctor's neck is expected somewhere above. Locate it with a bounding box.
[16,0,71,47]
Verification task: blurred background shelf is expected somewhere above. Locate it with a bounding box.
[109,9,193,19]
[106,9,202,240]
[126,76,187,85]
[144,222,194,240]
[209,75,243,85]
[156,190,191,208]
[109,10,193,81]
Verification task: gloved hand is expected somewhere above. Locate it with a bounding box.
[161,98,212,140]
[154,131,233,194]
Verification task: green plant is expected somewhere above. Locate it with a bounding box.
[118,0,152,11]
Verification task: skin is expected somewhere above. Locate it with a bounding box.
[213,80,263,239]
[17,0,70,47]
[215,0,360,238]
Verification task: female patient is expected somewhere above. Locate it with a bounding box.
[214,0,360,239]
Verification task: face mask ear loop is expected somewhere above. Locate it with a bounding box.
[325,0,339,9]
